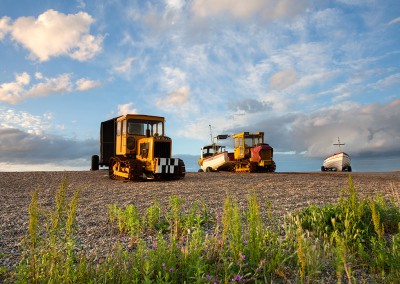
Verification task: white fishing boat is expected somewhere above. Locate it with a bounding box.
[198,145,234,172]
[321,138,352,172]
[198,127,234,172]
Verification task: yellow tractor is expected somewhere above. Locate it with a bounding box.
[91,114,185,181]
[232,132,276,172]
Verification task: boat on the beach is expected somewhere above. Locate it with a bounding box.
[321,138,352,172]
[198,144,234,172]
[198,129,234,172]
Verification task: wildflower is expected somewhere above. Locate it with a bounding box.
[125,261,131,269]
[169,268,174,273]
[243,240,248,246]
[206,274,211,279]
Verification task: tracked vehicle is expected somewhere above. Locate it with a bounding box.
[91,114,185,181]
[232,132,276,172]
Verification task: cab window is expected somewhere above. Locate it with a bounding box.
[127,120,145,135]
[117,121,121,136]
[122,120,127,135]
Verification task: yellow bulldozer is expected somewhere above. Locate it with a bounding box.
[232,132,276,172]
[91,114,185,181]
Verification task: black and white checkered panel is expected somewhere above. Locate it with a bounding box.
[156,158,179,174]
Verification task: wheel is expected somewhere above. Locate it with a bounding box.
[270,161,276,172]
[176,159,186,179]
[206,167,212,172]
[198,169,204,172]
[347,166,352,172]
[91,155,99,171]
[109,157,117,179]
[248,162,257,173]
[321,166,325,172]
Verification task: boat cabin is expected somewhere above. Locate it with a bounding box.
[200,144,226,158]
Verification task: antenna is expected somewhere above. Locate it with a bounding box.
[333,137,345,152]
[209,124,213,144]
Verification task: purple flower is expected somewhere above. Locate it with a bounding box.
[243,240,248,246]
[169,268,174,273]
[206,274,211,279]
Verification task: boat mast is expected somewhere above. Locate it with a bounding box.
[209,124,213,144]
[333,137,345,152]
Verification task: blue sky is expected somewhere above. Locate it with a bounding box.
[0,0,399,172]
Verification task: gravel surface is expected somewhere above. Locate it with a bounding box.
[1,170,399,270]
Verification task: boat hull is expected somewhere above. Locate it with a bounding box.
[322,152,351,172]
[200,151,234,172]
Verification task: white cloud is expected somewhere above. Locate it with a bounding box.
[175,115,237,141]
[190,0,308,21]
[76,0,86,10]
[113,57,135,74]
[388,17,400,25]
[25,74,73,99]
[0,72,100,103]
[69,33,104,61]
[165,0,185,11]
[269,69,298,90]
[34,72,43,80]
[43,112,54,120]
[370,73,400,90]
[75,78,101,91]
[118,102,138,115]
[161,66,187,91]
[2,9,103,62]
[242,60,272,92]
[0,73,30,104]
[156,86,190,111]
[0,16,11,40]
[0,107,52,135]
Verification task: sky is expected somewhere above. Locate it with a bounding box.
[0,0,399,172]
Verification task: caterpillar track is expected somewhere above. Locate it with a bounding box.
[109,157,186,181]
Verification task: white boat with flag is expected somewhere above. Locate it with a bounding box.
[321,138,352,172]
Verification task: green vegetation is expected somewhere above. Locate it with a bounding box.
[3,176,400,283]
